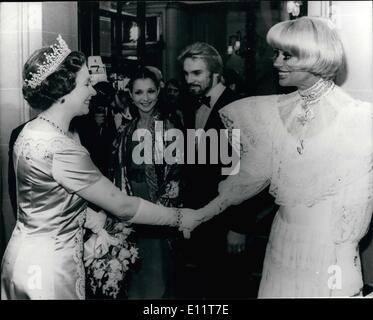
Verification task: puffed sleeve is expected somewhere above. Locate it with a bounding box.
[216,95,278,207]
[52,142,103,193]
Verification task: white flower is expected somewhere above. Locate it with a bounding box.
[109,259,122,272]
[110,269,123,281]
[93,259,106,270]
[93,268,105,280]
[122,260,130,272]
[118,248,131,261]
[121,227,133,237]
[86,219,139,298]
[130,246,139,263]
[287,1,301,17]
[114,222,131,232]
[115,232,128,243]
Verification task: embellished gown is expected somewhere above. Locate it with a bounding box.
[1,123,102,299]
[219,81,373,297]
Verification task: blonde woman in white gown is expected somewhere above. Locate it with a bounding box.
[185,17,373,297]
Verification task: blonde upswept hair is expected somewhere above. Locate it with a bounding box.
[266,16,345,79]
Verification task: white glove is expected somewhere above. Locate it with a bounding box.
[128,199,203,239]
[128,198,178,226]
[175,197,230,239]
[84,208,107,234]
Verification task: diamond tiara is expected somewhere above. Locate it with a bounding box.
[24,34,71,89]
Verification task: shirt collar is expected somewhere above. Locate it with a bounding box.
[205,82,225,109]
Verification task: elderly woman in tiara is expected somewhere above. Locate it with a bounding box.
[184,16,373,297]
[1,35,197,300]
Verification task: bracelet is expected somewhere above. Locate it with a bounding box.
[174,208,183,227]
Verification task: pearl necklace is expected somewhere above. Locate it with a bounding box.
[298,78,334,105]
[38,115,69,136]
[295,78,335,155]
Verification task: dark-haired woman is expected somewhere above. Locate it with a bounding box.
[0,35,196,300]
[110,68,183,298]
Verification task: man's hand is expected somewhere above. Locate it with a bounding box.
[226,230,246,255]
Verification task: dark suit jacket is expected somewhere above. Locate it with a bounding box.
[75,112,118,178]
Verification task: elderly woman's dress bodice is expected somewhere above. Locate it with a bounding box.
[1,124,102,299]
[219,83,373,297]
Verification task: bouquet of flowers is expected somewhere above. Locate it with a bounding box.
[85,219,139,299]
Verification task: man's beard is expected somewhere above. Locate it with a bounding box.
[188,76,213,97]
[188,84,203,96]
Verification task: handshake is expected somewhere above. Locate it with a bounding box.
[176,195,229,238]
[127,196,229,239]
[84,195,229,240]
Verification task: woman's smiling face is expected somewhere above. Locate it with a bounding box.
[130,78,160,114]
[272,48,318,90]
[63,64,96,116]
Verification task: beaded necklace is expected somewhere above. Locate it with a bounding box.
[38,115,69,137]
[295,78,335,155]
